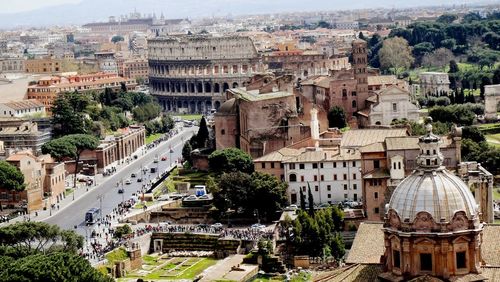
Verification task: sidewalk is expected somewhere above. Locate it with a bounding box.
[0,127,189,227]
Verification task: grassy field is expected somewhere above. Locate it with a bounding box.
[133,201,154,209]
[160,168,210,197]
[176,114,203,121]
[146,133,163,144]
[122,257,217,281]
[105,248,129,264]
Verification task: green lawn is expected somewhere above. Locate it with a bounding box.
[105,248,129,264]
[146,133,163,144]
[133,201,154,209]
[176,114,202,121]
[252,272,311,282]
[123,257,217,280]
[64,188,74,197]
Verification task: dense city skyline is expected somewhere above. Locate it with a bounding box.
[0,0,492,28]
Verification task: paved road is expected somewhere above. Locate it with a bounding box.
[45,126,197,235]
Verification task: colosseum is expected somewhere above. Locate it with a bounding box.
[148,35,264,113]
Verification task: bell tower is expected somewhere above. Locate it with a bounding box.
[352,39,368,109]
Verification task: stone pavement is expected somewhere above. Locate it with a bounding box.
[199,254,246,282]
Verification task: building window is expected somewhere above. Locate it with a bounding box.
[353,174,357,180]
[301,176,304,182]
[262,163,266,169]
[420,253,432,271]
[333,162,337,168]
[302,186,306,192]
[392,103,397,112]
[314,175,318,181]
[289,174,297,182]
[456,251,466,269]
[374,207,379,214]
[353,184,357,190]
[344,193,348,199]
[327,185,331,191]
[299,164,305,169]
[289,164,295,169]
[221,129,225,135]
[352,100,357,108]
[334,174,337,180]
[352,91,357,96]
[312,163,318,169]
[374,160,380,169]
[315,186,319,192]
[374,192,378,199]
[328,194,331,198]
[344,184,348,190]
[271,163,275,169]
[343,161,347,167]
[352,161,356,167]
[393,250,401,268]
[320,175,324,181]
[342,89,347,97]
[280,163,284,169]
[343,174,347,180]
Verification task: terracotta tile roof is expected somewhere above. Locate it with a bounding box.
[367,75,399,86]
[3,99,44,110]
[254,147,300,162]
[340,129,408,148]
[385,136,453,151]
[345,222,385,264]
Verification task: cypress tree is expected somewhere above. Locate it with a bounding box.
[307,183,315,215]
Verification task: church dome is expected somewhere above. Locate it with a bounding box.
[386,119,479,228]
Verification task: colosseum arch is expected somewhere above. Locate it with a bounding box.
[214,83,220,93]
[232,82,239,88]
[223,83,229,92]
[197,82,203,93]
[189,83,195,93]
[204,82,212,93]
[485,85,500,120]
[182,82,187,93]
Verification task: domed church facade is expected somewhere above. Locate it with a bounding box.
[381,119,484,281]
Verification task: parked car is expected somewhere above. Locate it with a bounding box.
[157,195,170,201]
[131,173,137,178]
[184,195,197,201]
[211,223,223,228]
[118,188,124,194]
[137,178,143,183]
[125,179,132,185]
[161,156,167,161]
[251,223,265,230]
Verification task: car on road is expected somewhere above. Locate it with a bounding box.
[118,188,124,194]
[137,178,143,182]
[153,157,159,163]
[125,179,132,185]
[161,156,167,161]
[157,195,170,201]
[251,223,265,230]
[131,173,137,178]
[211,223,223,228]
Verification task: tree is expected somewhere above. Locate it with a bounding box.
[51,92,92,138]
[181,141,192,165]
[327,106,347,129]
[0,252,112,282]
[437,14,458,24]
[196,116,209,148]
[42,134,99,188]
[0,161,25,192]
[0,222,83,258]
[111,35,124,43]
[378,37,414,74]
[462,126,485,143]
[422,48,454,68]
[214,172,252,214]
[250,172,288,221]
[307,184,314,215]
[492,68,500,84]
[114,224,132,239]
[299,189,306,210]
[208,148,254,174]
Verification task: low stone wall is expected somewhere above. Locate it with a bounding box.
[150,232,241,258]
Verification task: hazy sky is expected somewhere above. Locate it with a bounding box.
[0,0,81,13]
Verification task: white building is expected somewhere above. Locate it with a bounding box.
[283,147,362,205]
[0,100,46,117]
[359,85,419,127]
[419,72,450,96]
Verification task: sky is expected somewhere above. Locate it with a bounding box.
[0,0,81,13]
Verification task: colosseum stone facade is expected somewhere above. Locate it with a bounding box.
[148,35,264,113]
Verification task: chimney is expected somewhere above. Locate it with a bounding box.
[310,107,320,147]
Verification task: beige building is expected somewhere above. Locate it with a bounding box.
[122,58,149,81]
[26,72,137,112]
[419,72,450,96]
[25,57,65,74]
[0,56,25,73]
